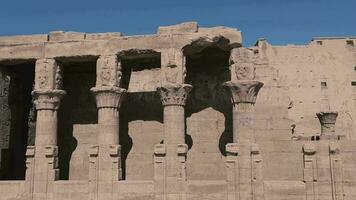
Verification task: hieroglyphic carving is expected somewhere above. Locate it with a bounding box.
[0,73,11,168]
[35,59,62,90]
[96,55,121,87]
[54,65,63,90]
[0,74,9,97]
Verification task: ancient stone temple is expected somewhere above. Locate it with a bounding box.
[0,21,355,200]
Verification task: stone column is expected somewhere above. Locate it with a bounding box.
[157,83,192,200]
[222,80,264,142]
[90,55,126,200]
[316,112,338,139]
[223,48,264,200]
[28,58,65,200]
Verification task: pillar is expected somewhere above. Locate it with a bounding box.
[156,83,192,200]
[316,111,338,139]
[90,55,126,200]
[27,58,65,200]
[223,47,264,200]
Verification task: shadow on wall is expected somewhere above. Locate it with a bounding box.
[185,46,233,156]
[119,91,163,180]
[0,63,35,180]
[57,61,97,180]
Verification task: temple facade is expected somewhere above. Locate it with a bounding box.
[0,22,355,200]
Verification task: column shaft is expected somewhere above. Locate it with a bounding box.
[98,108,119,145]
[35,110,58,146]
[157,83,192,200]
[164,105,185,146]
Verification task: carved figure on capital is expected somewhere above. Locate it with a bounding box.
[35,59,62,90]
[230,48,256,81]
[96,55,122,87]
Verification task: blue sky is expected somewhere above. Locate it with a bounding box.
[0,0,355,46]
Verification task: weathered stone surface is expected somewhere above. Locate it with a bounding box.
[49,31,85,42]
[158,22,198,34]
[0,22,355,200]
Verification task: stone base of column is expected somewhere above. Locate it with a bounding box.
[154,144,166,200]
[153,143,188,200]
[88,144,121,200]
[28,145,59,200]
[226,143,239,200]
[225,143,265,200]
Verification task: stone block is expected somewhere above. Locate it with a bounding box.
[157,22,198,34]
[86,32,123,40]
[49,31,85,42]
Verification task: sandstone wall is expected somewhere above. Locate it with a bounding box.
[0,22,355,200]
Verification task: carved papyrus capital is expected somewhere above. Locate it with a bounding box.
[316,112,338,135]
[96,55,122,87]
[90,86,126,109]
[222,81,263,105]
[32,89,66,111]
[35,59,63,90]
[157,83,192,106]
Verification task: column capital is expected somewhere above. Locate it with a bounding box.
[222,80,263,105]
[32,89,66,111]
[157,83,192,106]
[316,111,338,125]
[90,86,126,109]
[316,111,338,136]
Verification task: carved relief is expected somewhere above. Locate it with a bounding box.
[165,64,179,84]
[35,59,62,90]
[0,75,9,97]
[230,48,256,81]
[222,80,264,104]
[162,49,184,84]
[54,65,63,90]
[96,55,121,87]
[233,62,255,80]
[316,112,338,136]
